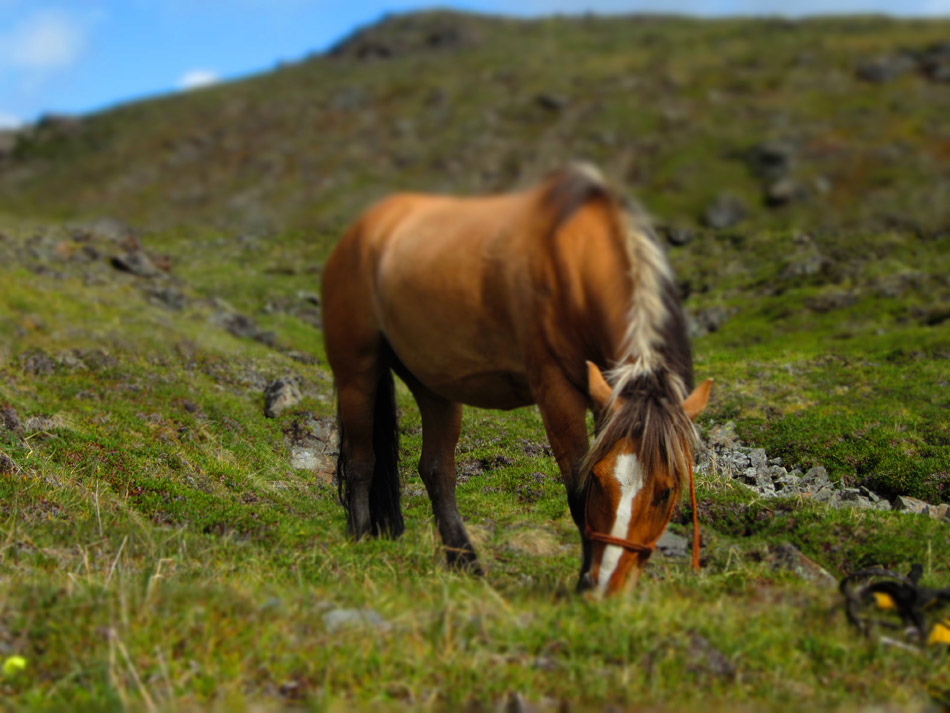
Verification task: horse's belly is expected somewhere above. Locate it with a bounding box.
[375,278,531,407]
[383,316,532,408]
[421,370,534,410]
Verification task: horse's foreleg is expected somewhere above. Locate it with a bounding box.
[531,367,594,591]
[410,385,480,573]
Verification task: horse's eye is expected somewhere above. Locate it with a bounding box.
[654,487,673,505]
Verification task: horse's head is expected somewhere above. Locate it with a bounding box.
[581,362,712,597]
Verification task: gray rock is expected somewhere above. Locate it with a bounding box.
[295,290,321,306]
[688,305,731,339]
[144,285,187,310]
[768,543,837,587]
[323,608,388,634]
[930,503,950,520]
[838,489,877,510]
[1,405,23,433]
[773,470,802,494]
[856,54,916,83]
[924,57,950,82]
[87,217,137,244]
[746,139,796,180]
[765,177,806,207]
[264,378,302,418]
[741,467,775,495]
[749,448,768,470]
[686,632,737,680]
[762,465,788,482]
[664,226,694,247]
[289,447,321,471]
[705,421,738,449]
[656,530,690,558]
[893,495,930,515]
[703,193,747,230]
[218,312,278,347]
[20,348,57,375]
[535,93,568,112]
[811,488,840,508]
[111,250,161,277]
[805,291,859,313]
[781,252,830,281]
[801,466,833,490]
[0,451,17,474]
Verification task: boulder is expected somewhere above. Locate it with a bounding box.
[855,54,916,83]
[747,139,796,180]
[893,495,929,514]
[656,530,690,558]
[765,177,806,207]
[703,193,747,230]
[111,250,162,277]
[768,543,837,587]
[264,378,302,418]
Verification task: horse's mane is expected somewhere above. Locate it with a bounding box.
[540,164,696,491]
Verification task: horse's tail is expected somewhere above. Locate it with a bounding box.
[367,363,404,537]
[335,355,404,539]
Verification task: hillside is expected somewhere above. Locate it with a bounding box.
[0,10,949,711]
[1,12,948,236]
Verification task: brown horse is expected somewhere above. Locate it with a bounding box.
[322,164,712,597]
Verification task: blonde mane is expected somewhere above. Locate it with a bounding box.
[579,193,696,491]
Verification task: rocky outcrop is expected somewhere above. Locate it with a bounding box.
[698,421,948,520]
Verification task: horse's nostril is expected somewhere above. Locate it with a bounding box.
[577,572,594,592]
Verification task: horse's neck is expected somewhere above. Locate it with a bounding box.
[536,208,637,385]
[540,206,693,393]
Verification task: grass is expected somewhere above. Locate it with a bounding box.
[0,215,948,710]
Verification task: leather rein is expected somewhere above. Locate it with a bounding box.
[583,460,701,570]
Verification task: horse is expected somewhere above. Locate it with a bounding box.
[321,163,712,597]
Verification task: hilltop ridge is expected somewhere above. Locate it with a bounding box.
[0,11,947,239]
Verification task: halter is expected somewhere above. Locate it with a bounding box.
[583,461,701,570]
[583,477,655,555]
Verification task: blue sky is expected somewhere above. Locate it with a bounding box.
[1,0,947,129]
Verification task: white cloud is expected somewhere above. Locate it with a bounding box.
[0,111,23,130]
[2,9,89,71]
[178,69,220,90]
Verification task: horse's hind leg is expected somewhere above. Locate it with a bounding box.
[334,346,404,540]
[407,381,481,572]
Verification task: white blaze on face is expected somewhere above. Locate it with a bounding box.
[596,453,644,596]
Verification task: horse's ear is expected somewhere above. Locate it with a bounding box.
[586,361,614,412]
[683,378,714,421]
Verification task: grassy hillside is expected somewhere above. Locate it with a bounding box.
[0,13,948,237]
[0,10,949,711]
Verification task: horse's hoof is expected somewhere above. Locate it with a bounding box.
[447,549,483,576]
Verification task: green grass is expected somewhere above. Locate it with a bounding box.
[1,217,949,710]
